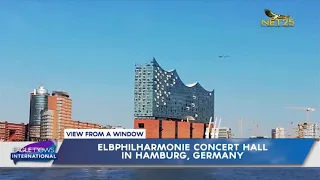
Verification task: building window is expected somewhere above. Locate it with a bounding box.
[138,123,144,128]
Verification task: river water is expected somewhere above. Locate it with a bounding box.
[0,168,319,180]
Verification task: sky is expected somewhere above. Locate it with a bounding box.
[0,1,319,137]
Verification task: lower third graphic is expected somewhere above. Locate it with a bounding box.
[10,140,58,164]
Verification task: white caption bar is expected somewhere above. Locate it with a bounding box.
[64,129,146,139]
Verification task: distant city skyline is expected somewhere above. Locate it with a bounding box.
[0,1,319,137]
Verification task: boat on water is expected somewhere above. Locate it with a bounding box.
[249,136,270,139]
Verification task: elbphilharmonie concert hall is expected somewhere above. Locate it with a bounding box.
[134,58,215,138]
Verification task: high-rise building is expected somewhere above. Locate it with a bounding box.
[51,91,72,140]
[134,58,214,122]
[297,122,319,138]
[28,87,71,140]
[28,86,107,140]
[40,109,56,140]
[41,96,59,140]
[271,127,285,138]
[29,86,49,140]
[134,58,215,138]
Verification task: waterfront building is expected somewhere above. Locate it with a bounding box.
[271,127,285,138]
[297,122,319,138]
[40,109,56,140]
[67,120,102,129]
[28,86,105,141]
[0,121,26,141]
[134,58,215,138]
[211,127,231,138]
[51,91,72,139]
[28,86,49,140]
[134,58,214,122]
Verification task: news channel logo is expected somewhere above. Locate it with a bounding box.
[261,9,294,27]
[10,140,58,164]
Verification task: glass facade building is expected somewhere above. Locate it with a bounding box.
[134,58,214,123]
[28,86,49,140]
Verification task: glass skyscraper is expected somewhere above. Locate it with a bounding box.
[134,58,214,123]
[28,86,49,140]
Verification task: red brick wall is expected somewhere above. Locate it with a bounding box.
[0,122,25,141]
[134,119,208,139]
[162,121,175,138]
[178,122,190,138]
[192,123,205,138]
[134,119,159,138]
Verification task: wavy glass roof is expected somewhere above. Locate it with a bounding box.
[134,57,214,122]
[151,58,213,93]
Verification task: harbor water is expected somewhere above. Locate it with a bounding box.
[0,168,320,180]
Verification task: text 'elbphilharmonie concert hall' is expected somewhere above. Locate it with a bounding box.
[133,58,215,138]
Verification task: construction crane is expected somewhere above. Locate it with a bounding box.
[284,106,315,122]
[287,121,299,138]
[213,117,222,138]
[205,117,213,138]
[239,118,243,138]
[205,117,221,138]
[285,122,293,138]
[240,119,259,137]
[253,121,259,136]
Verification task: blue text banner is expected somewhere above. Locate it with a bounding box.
[53,139,314,165]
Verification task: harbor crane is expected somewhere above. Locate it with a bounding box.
[239,119,259,137]
[239,119,243,138]
[286,122,294,138]
[284,106,315,122]
[205,117,221,138]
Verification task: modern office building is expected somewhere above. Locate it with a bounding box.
[27,86,108,141]
[134,58,214,122]
[28,86,49,140]
[40,109,56,140]
[297,122,319,138]
[271,127,285,138]
[134,58,215,138]
[51,91,72,140]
